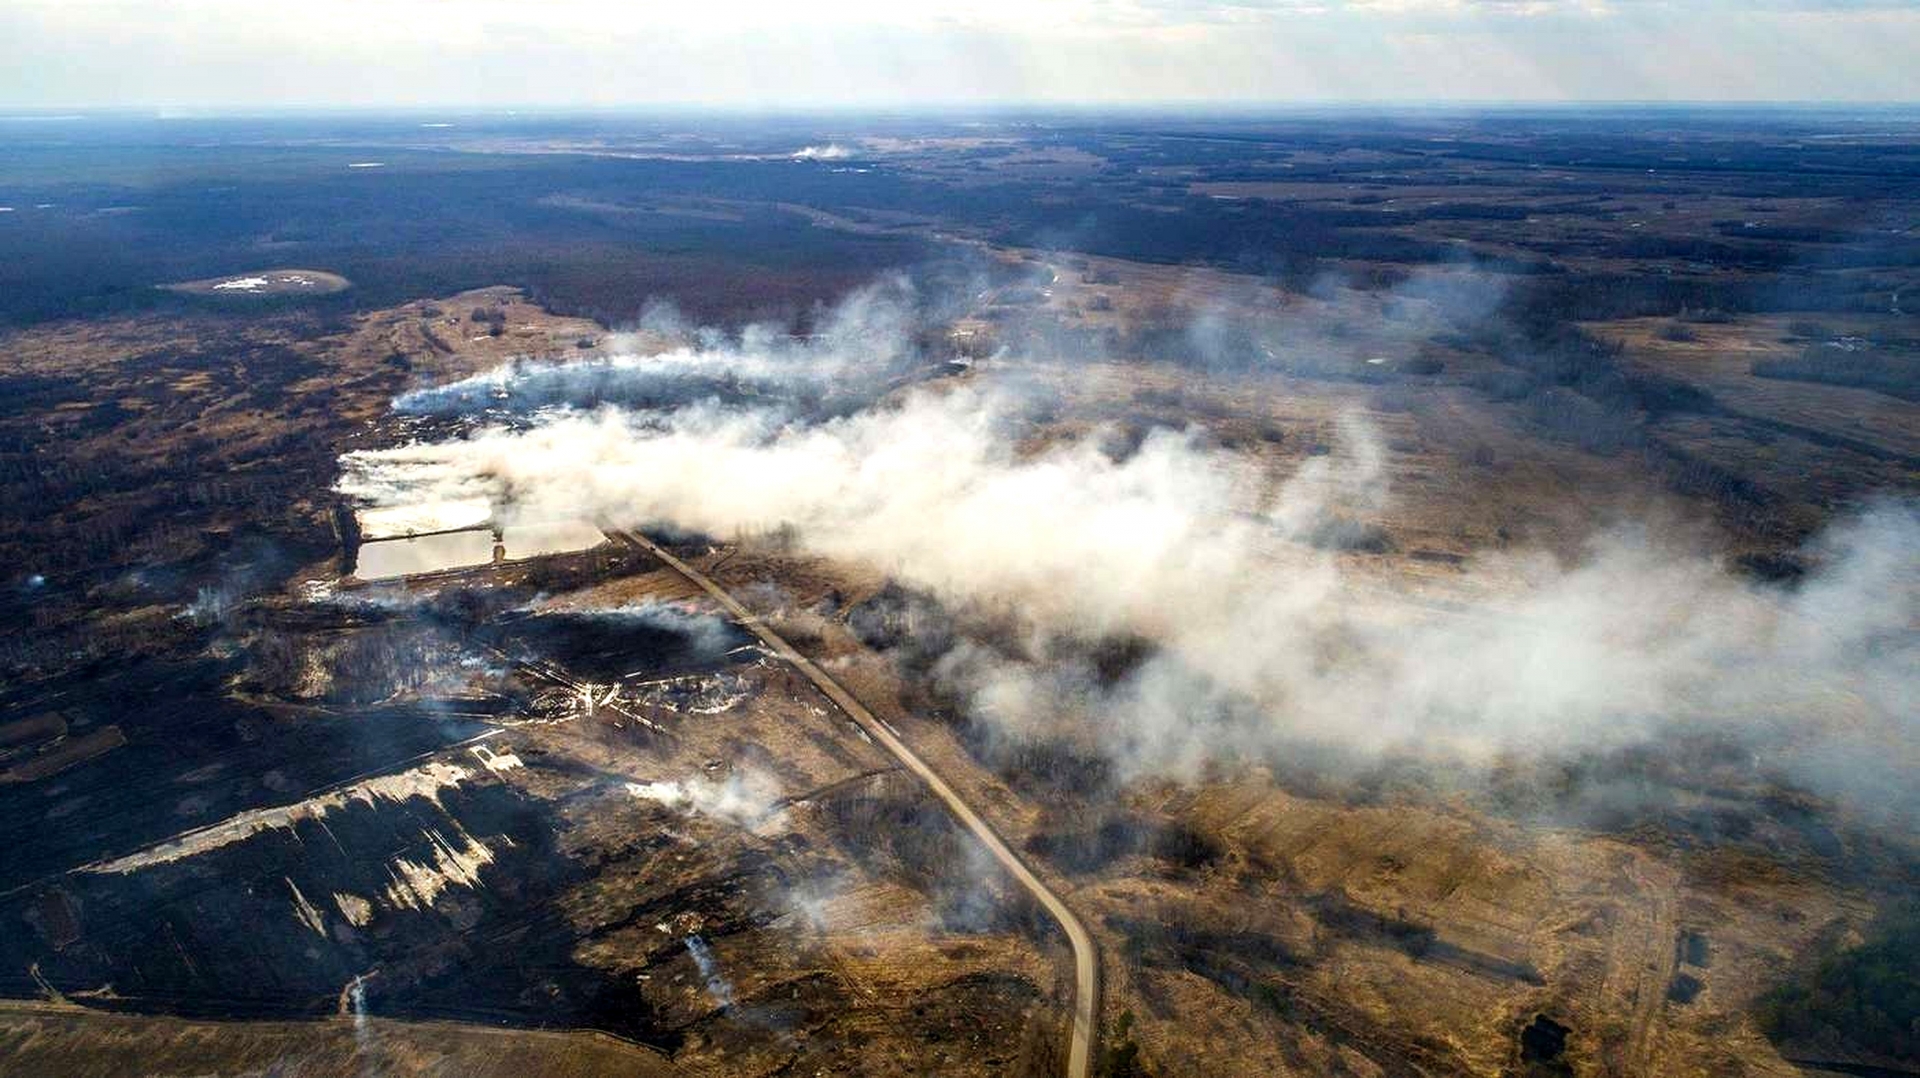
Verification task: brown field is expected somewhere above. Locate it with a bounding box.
[0,1001,681,1078]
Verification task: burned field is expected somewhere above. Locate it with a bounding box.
[0,274,1068,1072]
[0,543,1069,1074]
[2,109,1917,1077]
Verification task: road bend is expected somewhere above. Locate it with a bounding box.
[607,529,1100,1078]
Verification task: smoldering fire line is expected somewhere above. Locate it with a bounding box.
[338,281,1919,819]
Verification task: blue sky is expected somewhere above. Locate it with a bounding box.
[4,0,1917,108]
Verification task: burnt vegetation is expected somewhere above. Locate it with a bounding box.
[1753,344,1920,401]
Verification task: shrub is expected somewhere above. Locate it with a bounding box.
[1757,902,1920,1064]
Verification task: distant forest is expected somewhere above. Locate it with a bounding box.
[4,112,1918,330]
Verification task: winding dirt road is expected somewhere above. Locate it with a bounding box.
[607,530,1100,1078]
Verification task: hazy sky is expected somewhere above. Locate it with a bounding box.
[4,0,1917,109]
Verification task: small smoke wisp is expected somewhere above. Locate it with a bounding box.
[559,601,743,662]
[683,935,736,1010]
[346,971,376,1077]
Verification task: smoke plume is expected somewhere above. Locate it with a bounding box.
[339,279,1919,820]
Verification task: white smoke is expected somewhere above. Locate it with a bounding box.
[552,601,742,661]
[347,972,376,1077]
[626,768,783,827]
[392,344,840,418]
[337,284,1919,816]
[392,276,923,421]
[683,935,736,1011]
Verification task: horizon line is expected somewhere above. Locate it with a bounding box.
[6,99,1920,119]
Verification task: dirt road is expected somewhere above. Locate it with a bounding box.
[606,530,1100,1078]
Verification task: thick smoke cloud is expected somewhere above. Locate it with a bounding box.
[394,276,928,421]
[340,279,1919,818]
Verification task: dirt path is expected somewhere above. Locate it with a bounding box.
[1622,855,1681,1074]
[607,529,1101,1078]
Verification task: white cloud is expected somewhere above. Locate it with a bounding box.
[2,0,1917,106]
